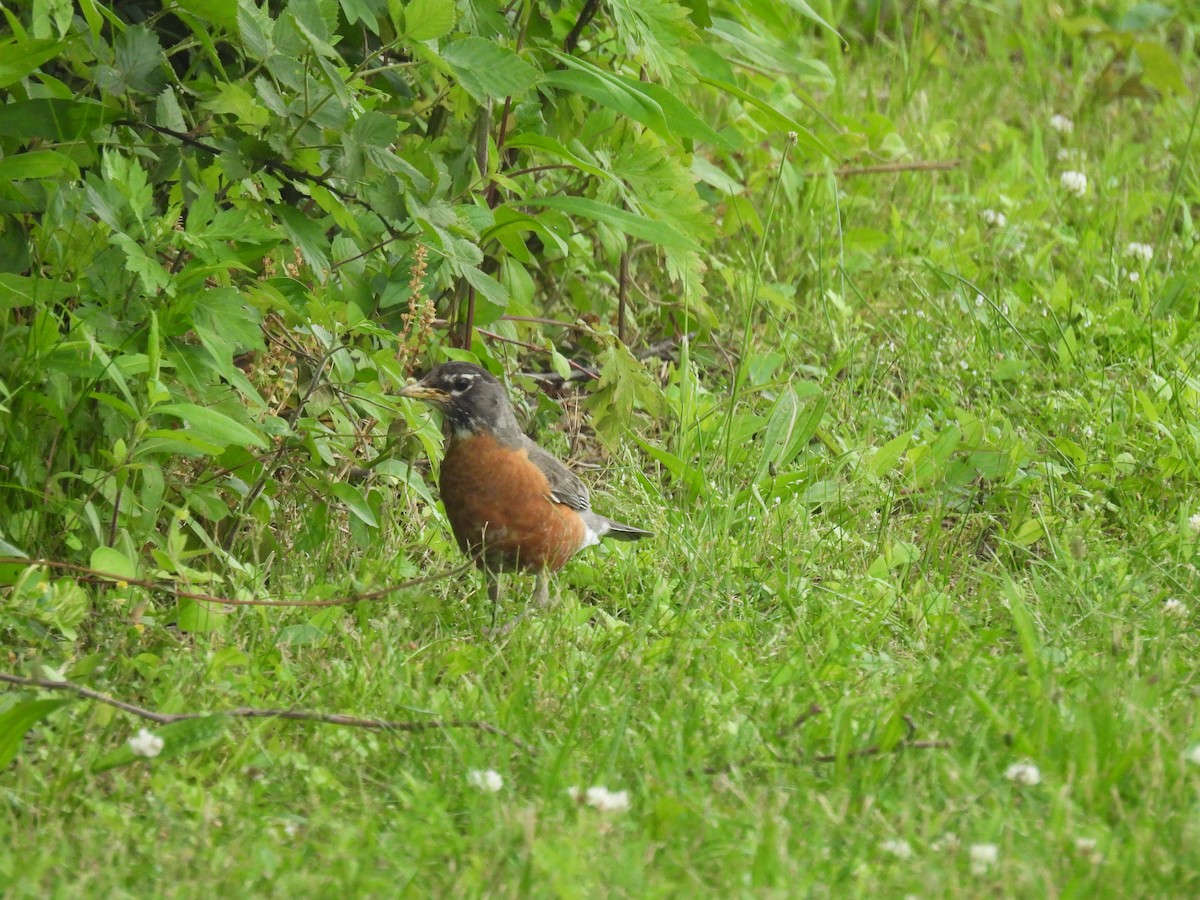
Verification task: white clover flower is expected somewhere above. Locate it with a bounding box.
[981,209,1006,228]
[969,843,999,875]
[1049,114,1074,135]
[467,769,503,793]
[1188,512,1200,533]
[1129,271,1140,283]
[129,727,164,759]
[570,785,630,812]
[880,838,913,859]
[1074,837,1102,862]
[1126,242,1153,263]
[931,832,960,853]
[1185,745,1200,765]
[1060,171,1088,197]
[1004,761,1041,786]
[1163,598,1187,618]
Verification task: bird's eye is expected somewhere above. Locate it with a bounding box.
[452,375,473,392]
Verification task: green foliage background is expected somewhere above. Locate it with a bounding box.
[6,0,1200,895]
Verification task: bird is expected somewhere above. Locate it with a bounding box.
[398,361,652,614]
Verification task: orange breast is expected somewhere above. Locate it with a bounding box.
[439,433,587,573]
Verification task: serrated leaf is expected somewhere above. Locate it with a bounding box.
[96,24,167,96]
[441,37,539,103]
[404,0,458,41]
[0,700,72,769]
[277,205,331,277]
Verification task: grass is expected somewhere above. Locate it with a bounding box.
[5,4,1200,896]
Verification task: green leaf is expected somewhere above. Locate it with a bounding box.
[90,546,139,581]
[176,598,228,634]
[276,623,328,645]
[0,274,77,310]
[779,0,839,36]
[440,37,539,103]
[201,82,269,126]
[868,433,911,477]
[176,0,240,31]
[0,699,72,769]
[0,37,64,89]
[277,206,332,277]
[403,0,458,41]
[95,24,167,96]
[328,482,379,527]
[0,98,121,139]
[153,403,269,449]
[1133,40,1185,95]
[520,196,699,252]
[699,76,832,158]
[91,715,229,773]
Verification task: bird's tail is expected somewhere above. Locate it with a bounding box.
[599,517,653,541]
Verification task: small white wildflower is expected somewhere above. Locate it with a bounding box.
[129,728,164,759]
[969,843,999,875]
[1163,598,1187,618]
[1126,242,1153,263]
[1060,171,1088,197]
[975,294,985,307]
[283,821,300,838]
[1129,271,1140,283]
[888,341,896,352]
[1049,114,1074,135]
[572,785,630,812]
[1184,745,1200,765]
[981,209,1006,228]
[931,832,960,853]
[1004,761,1041,786]
[959,360,969,370]
[1188,512,1200,533]
[467,769,503,793]
[880,838,913,859]
[1074,837,1102,862]
[916,310,927,320]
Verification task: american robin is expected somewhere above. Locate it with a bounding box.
[399,361,652,609]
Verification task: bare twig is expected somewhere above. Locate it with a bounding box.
[0,557,471,608]
[0,673,535,754]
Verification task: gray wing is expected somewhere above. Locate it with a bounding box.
[521,436,592,511]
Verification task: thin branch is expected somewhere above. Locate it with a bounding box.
[564,0,602,53]
[827,159,960,178]
[476,328,599,380]
[807,739,953,764]
[0,673,534,755]
[0,557,471,608]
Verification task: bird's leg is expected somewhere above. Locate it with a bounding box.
[487,570,501,630]
[533,569,552,608]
